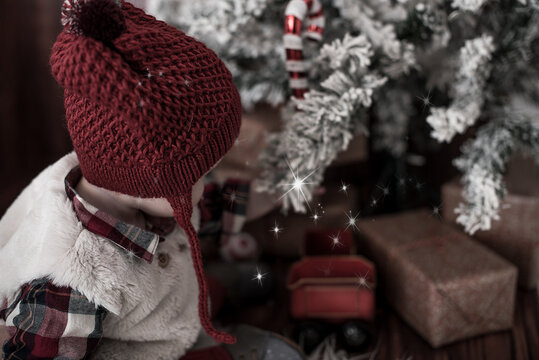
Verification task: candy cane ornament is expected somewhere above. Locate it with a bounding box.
[284,0,325,100]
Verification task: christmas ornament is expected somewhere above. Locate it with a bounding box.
[284,0,324,99]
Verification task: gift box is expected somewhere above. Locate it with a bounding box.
[442,158,539,289]
[358,210,517,347]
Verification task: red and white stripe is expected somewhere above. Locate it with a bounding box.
[284,0,325,99]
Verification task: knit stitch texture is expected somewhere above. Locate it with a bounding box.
[50,0,242,344]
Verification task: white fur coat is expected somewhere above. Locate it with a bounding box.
[0,153,201,359]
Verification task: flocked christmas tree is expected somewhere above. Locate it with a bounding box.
[148,0,539,234]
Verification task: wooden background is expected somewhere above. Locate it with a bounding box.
[0,0,71,214]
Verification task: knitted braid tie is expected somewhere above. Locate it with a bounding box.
[169,194,237,345]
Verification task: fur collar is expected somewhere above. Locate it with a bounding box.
[1,153,124,314]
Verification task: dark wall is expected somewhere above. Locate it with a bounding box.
[0,0,71,215]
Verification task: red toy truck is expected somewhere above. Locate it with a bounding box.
[287,229,376,354]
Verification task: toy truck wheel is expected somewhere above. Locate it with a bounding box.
[293,321,329,355]
[336,320,371,353]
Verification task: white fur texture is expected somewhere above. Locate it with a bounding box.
[0,153,201,359]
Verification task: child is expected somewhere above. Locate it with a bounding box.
[0,0,244,358]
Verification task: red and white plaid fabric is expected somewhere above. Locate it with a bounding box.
[199,179,255,261]
[1,166,171,358]
[65,166,165,264]
[220,180,257,261]
[200,179,250,237]
[1,278,107,359]
[221,179,250,237]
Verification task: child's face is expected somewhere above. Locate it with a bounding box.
[134,177,205,217]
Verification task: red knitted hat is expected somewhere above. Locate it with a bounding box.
[50,0,242,344]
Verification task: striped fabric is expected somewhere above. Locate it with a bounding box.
[1,278,107,359]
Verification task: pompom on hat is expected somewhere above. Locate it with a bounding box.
[50,0,242,344]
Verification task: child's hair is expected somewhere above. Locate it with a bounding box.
[50,0,242,344]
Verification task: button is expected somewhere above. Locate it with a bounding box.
[157,253,169,268]
[178,243,187,253]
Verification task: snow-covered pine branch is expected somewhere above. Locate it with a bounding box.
[453,110,539,234]
[373,88,412,158]
[427,35,495,143]
[332,0,417,77]
[451,0,488,12]
[147,0,267,45]
[257,34,386,212]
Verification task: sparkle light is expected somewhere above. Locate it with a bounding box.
[225,190,237,209]
[279,159,317,210]
[345,211,360,231]
[234,137,249,147]
[417,89,432,111]
[310,211,321,224]
[329,233,342,249]
[318,260,333,277]
[270,221,283,239]
[356,270,370,289]
[340,181,349,195]
[377,184,390,197]
[252,267,268,286]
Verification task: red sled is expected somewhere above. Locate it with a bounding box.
[287,256,376,322]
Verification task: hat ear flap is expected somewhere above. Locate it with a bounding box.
[50,32,147,125]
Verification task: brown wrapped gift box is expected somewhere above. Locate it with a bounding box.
[358,210,517,348]
[443,179,539,289]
